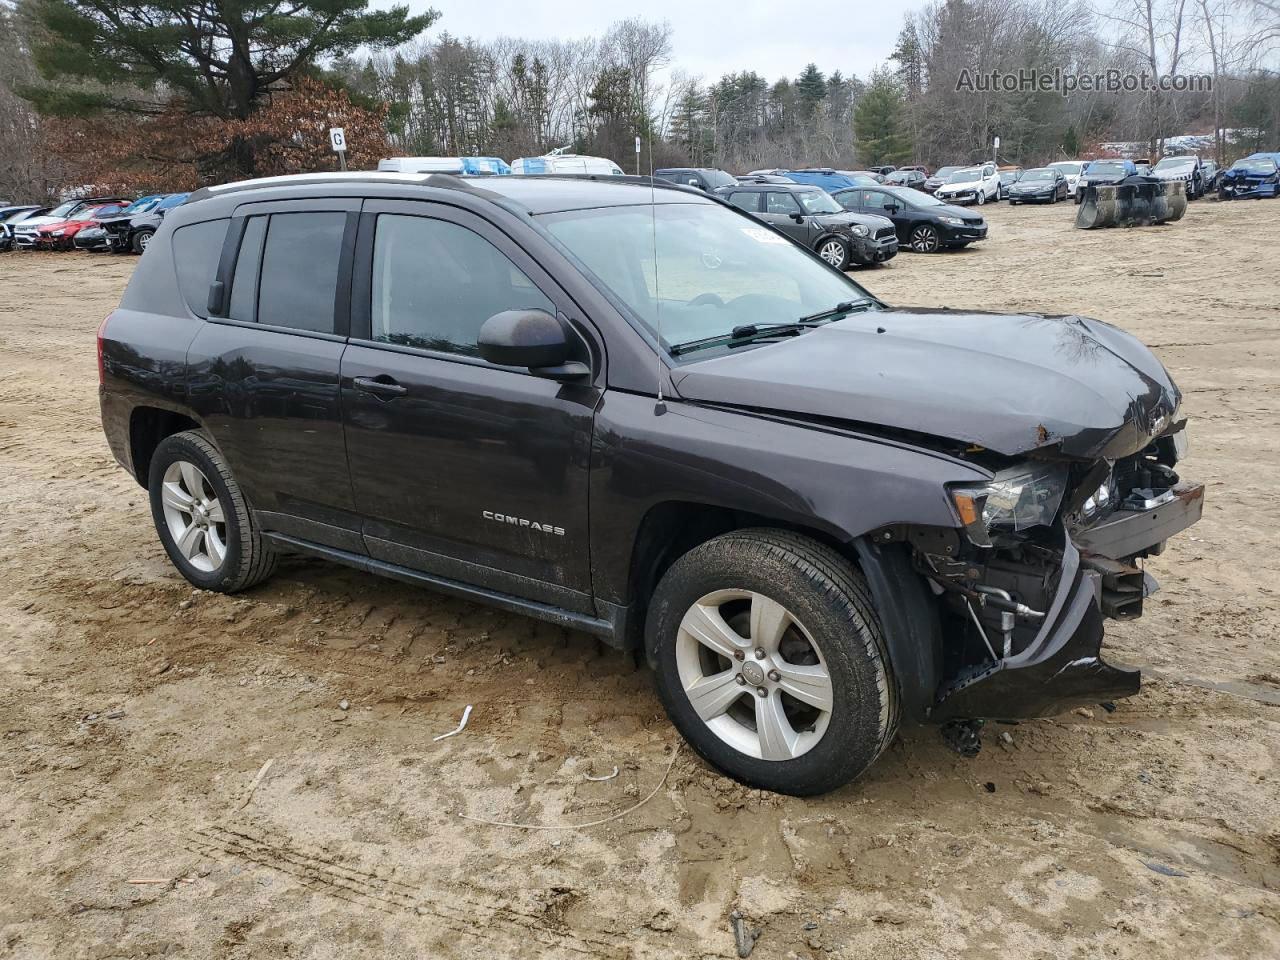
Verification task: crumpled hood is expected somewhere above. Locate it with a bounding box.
[809,211,892,232]
[671,308,1181,460]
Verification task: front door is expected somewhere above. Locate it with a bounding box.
[759,191,810,243]
[341,200,600,613]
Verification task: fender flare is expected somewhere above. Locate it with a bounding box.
[853,537,942,725]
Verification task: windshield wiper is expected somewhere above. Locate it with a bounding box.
[670,299,875,356]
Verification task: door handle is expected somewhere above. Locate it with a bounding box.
[352,375,407,398]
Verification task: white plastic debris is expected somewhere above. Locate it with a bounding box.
[433,705,473,742]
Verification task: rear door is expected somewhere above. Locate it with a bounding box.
[185,198,363,552]
[340,200,600,612]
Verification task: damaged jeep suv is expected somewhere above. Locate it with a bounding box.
[98,173,1202,796]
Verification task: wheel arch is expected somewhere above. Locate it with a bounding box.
[128,406,201,489]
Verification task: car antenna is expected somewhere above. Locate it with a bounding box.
[649,133,666,415]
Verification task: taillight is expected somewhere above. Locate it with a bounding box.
[97,313,111,384]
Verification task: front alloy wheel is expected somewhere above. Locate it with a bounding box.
[977,190,986,205]
[817,238,850,270]
[910,224,941,253]
[676,590,833,761]
[650,529,898,795]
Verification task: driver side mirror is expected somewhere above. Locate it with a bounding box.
[478,309,590,382]
[790,213,805,223]
[885,204,899,214]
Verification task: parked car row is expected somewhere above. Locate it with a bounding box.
[0,192,190,254]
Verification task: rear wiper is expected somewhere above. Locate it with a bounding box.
[671,299,874,357]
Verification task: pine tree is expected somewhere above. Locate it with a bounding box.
[854,70,913,166]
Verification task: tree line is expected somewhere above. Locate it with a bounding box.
[1,0,1278,201]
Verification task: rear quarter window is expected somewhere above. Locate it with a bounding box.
[172,219,229,317]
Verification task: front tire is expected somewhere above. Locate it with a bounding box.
[649,529,898,796]
[131,228,154,254]
[816,238,851,271]
[910,224,941,253]
[148,430,277,593]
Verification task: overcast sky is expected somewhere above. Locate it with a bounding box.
[401,1,928,83]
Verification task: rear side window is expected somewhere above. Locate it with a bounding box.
[255,212,346,333]
[228,216,267,323]
[369,213,554,358]
[172,219,229,317]
[726,192,760,212]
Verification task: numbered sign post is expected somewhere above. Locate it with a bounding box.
[329,127,347,171]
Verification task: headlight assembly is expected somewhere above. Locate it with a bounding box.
[950,462,1070,544]
[937,216,963,225]
[847,224,869,238]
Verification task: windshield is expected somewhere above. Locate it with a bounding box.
[999,171,1020,182]
[701,170,736,189]
[1086,161,1126,175]
[1155,157,1194,170]
[1049,162,1083,175]
[120,198,158,214]
[796,191,842,214]
[932,166,960,179]
[1234,158,1278,174]
[47,201,77,218]
[1021,169,1054,181]
[948,168,982,183]
[158,193,190,209]
[540,202,873,353]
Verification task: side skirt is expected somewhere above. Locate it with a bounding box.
[262,531,620,644]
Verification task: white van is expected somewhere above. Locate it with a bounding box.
[377,157,511,176]
[511,154,624,176]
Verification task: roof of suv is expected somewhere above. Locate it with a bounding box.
[188,172,712,215]
[722,182,823,193]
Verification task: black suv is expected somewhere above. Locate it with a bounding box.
[99,173,1203,796]
[654,167,737,192]
[717,182,898,269]
[832,185,987,253]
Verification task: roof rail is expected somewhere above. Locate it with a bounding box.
[186,170,490,203]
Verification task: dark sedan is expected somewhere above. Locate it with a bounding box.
[1006,167,1069,204]
[832,185,987,253]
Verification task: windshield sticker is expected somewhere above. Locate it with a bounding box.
[741,227,787,244]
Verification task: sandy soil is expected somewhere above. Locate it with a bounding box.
[1,198,1277,960]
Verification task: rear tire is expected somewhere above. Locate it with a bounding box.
[649,529,898,796]
[148,430,277,593]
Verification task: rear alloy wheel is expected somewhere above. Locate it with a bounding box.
[650,529,898,796]
[148,430,277,592]
[131,228,154,254]
[817,238,851,270]
[910,224,941,253]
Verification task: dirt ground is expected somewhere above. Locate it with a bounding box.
[1,197,1278,960]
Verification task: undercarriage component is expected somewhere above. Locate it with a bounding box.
[941,718,984,757]
[1075,179,1187,228]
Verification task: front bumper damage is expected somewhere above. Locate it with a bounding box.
[849,231,899,264]
[923,477,1204,722]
